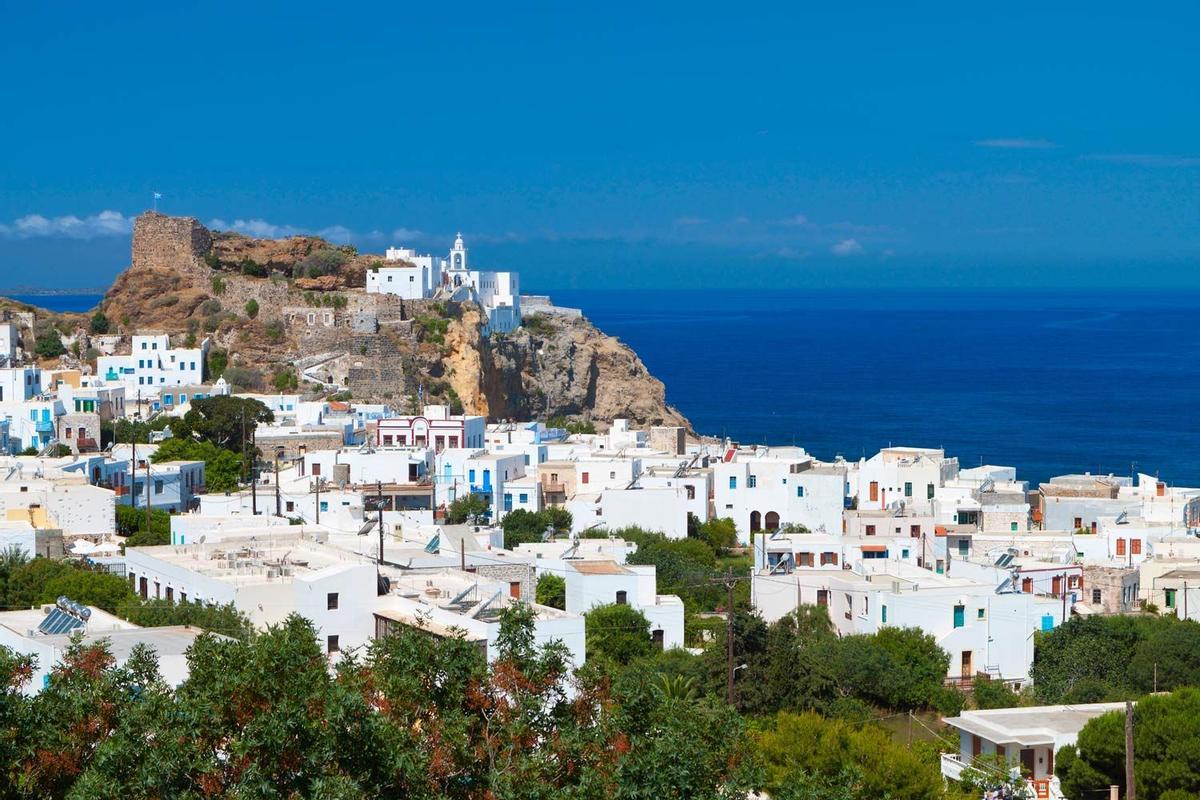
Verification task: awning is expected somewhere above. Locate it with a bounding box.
[860,544,887,553]
[935,526,948,537]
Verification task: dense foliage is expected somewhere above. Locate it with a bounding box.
[500,508,573,548]
[0,608,759,799]
[115,504,171,547]
[444,493,490,524]
[1057,688,1200,800]
[167,395,273,456]
[535,573,565,609]
[1030,615,1200,702]
[584,603,654,665]
[150,437,242,493]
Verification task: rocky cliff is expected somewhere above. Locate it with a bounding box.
[89,212,689,428]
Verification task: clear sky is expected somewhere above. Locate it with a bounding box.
[1,2,1197,290]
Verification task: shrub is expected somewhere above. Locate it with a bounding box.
[264,320,284,342]
[201,299,223,316]
[89,312,110,334]
[34,327,65,359]
[295,248,348,278]
[522,314,555,336]
[272,368,298,392]
[240,258,268,278]
[244,299,259,319]
[221,366,264,391]
[210,275,226,294]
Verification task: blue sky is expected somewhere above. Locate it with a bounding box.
[1,2,1197,290]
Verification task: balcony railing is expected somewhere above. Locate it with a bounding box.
[542,482,566,494]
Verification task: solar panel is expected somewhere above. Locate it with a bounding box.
[37,608,85,635]
[423,534,440,553]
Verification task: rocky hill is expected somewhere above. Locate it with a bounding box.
[68,212,688,428]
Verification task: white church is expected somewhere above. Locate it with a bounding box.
[366,233,521,333]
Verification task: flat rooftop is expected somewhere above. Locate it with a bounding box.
[945,703,1127,746]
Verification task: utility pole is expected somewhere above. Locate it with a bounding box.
[1062,571,1068,621]
[274,452,282,517]
[130,390,140,511]
[376,480,385,566]
[144,458,152,533]
[251,460,258,515]
[1124,701,1136,800]
[315,478,322,524]
[1185,581,1189,620]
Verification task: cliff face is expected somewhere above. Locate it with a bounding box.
[93,212,689,429]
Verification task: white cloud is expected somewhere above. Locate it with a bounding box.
[975,138,1058,149]
[391,227,424,241]
[0,210,134,239]
[673,216,706,226]
[831,238,865,257]
[778,213,809,226]
[208,217,366,244]
[1082,153,1200,167]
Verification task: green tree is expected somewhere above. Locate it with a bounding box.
[501,508,551,548]
[694,516,738,552]
[758,711,946,800]
[206,347,228,379]
[972,675,1021,709]
[535,573,566,609]
[151,436,243,493]
[117,598,255,640]
[585,602,654,665]
[37,568,136,612]
[34,327,66,359]
[1031,615,1169,703]
[168,395,273,455]
[244,298,260,318]
[444,492,489,524]
[89,311,110,334]
[1058,688,1200,800]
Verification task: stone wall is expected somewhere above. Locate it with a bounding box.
[132,212,211,278]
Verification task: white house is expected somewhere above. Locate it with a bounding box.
[125,534,378,658]
[0,600,221,695]
[376,404,486,451]
[849,446,958,516]
[940,702,1128,799]
[564,559,685,650]
[712,449,846,543]
[97,333,209,394]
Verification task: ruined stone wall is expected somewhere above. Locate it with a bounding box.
[132,212,211,278]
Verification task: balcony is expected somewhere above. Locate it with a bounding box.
[469,484,493,495]
[35,419,55,434]
[940,753,970,782]
[542,481,566,495]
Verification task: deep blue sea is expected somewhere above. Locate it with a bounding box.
[23,289,1200,486]
[550,288,1200,487]
[11,294,103,313]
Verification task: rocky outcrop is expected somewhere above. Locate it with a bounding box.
[85,212,690,429]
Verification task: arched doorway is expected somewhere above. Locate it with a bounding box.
[765,511,780,531]
[750,511,762,533]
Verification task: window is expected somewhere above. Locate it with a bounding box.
[1165,589,1177,608]
[1116,538,1126,556]
[881,605,887,624]
[518,493,528,504]
[469,469,476,483]
[901,548,910,559]
[319,501,329,512]
[1074,517,1083,529]
[977,608,986,620]
[1131,539,1142,555]
[904,481,912,497]
[286,501,294,513]
[748,475,757,488]
[327,592,339,610]
[820,552,838,566]
[154,479,164,494]
[1010,521,1018,532]
[509,581,521,598]
[865,524,876,536]
[327,635,340,653]
[796,485,805,498]
[581,472,589,484]
[729,476,737,489]
[869,481,879,502]
[910,524,920,537]
[615,590,627,605]
[953,605,965,628]
[609,471,616,479]
[927,483,935,499]
[166,587,174,604]
[1092,588,1102,604]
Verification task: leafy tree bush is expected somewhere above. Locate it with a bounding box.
[694,516,738,552]
[972,675,1021,709]
[151,436,243,493]
[757,711,946,800]
[210,274,226,294]
[34,326,65,359]
[1031,615,1200,703]
[89,311,110,334]
[585,602,654,665]
[117,598,255,640]
[445,493,489,524]
[240,258,268,278]
[221,365,264,391]
[244,298,260,319]
[115,504,171,545]
[0,607,757,797]
[522,314,555,336]
[535,573,566,609]
[272,367,298,391]
[206,347,228,379]
[168,395,273,455]
[1058,687,1200,800]
[295,248,349,278]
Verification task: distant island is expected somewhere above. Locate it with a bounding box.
[0,286,109,296]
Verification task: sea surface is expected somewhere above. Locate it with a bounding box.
[549,288,1200,487]
[11,294,104,313]
[23,289,1200,486]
